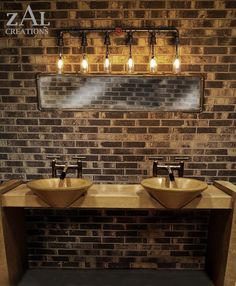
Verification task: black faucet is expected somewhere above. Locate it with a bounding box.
[149,156,189,180]
[46,156,86,178]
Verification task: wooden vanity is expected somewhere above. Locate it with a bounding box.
[0,180,236,286]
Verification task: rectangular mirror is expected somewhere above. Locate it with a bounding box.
[37,74,204,112]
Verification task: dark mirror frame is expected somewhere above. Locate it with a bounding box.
[36,73,205,112]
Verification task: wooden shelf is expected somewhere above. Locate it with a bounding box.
[1,182,233,209]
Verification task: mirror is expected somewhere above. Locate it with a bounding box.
[37,74,204,112]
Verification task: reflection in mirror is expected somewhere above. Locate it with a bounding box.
[37,75,204,111]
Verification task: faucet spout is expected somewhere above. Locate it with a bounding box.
[167,166,175,181]
[60,163,69,180]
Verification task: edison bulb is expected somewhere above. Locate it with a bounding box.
[57,55,63,74]
[149,57,157,73]
[127,57,134,73]
[104,57,111,73]
[81,56,89,73]
[173,57,181,74]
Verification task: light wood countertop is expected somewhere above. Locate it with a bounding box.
[1,182,233,209]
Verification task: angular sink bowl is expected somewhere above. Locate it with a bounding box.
[141,177,208,209]
[27,178,92,207]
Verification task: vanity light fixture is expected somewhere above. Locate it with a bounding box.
[104,31,111,73]
[173,33,181,74]
[56,26,180,74]
[80,31,89,74]
[149,32,158,73]
[126,31,134,73]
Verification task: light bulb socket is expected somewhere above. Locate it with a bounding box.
[149,32,156,45]
[175,34,180,45]
[104,31,111,46]
[81,32,88,48]
[57,34,64,55]
[126,31,133,45]
[57,35,64,47]
[104,32,110,58]
[174,34,180,56]
[126,32,134,59]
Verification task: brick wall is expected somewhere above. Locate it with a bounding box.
[0,0,235,184]
[0,0,235,270]
[26,209,209,269]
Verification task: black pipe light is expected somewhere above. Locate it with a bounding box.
[80,31,88,74]
[126,31,134,73]
[56,26,181,74]
[104,31,111,73]
[149,31,157,73]
[173,32,181,74]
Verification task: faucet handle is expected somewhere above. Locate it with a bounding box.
[72,156,86,178]
[174,156,189,161]
[46,155,61,161]
[149,156,164,161]
[149,157,164,177]
[174,157,189,177]
[46,155,61,178]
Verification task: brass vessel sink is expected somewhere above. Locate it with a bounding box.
[141,177,208,208]
[27,178,92,207]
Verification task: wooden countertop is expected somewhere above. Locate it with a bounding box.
[1,181,234,209]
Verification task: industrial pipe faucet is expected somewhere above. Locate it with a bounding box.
[149,156,189,180]
[46,156,86,178]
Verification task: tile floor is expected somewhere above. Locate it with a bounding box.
[18,269,214,286]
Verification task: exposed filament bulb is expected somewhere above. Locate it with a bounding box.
[173,57,181,74]
[149,56,157,73]
[81,55,88,73]
[57,54,63,74]
[104,56,111,73]
[127,57,134,73]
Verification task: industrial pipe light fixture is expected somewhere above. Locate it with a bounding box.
[80,31,89,74]
[173,32,181,74]
[149,32,158,73]
[126,31,134,73]
[57,36,64,74]
[104,31,111,73]
[56,26,181,74]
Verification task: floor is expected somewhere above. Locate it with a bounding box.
[18,269,214,286]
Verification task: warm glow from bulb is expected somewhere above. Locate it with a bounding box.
[127,57,134,73]
[57,57,63,74]
[104,57,111,73]
[81,57,88,73]
[149,57,157,73]
[173,57,181,73]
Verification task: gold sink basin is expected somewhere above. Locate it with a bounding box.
[27,178,92,207]
[141,177,208,209]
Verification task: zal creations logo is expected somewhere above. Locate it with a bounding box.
[5,5,50,35]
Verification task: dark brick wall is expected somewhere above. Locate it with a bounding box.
[0,0,235,184]
[26,209,209,269]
